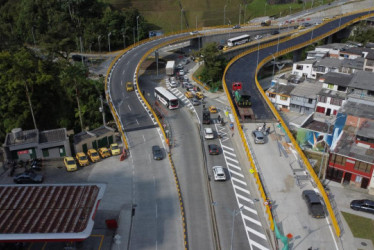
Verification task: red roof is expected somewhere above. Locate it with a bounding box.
[0,184,105,242]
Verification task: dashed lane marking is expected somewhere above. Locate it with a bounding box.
[231,177,247,186]
[248,238,269,250]
[225,156,239,164]
[240,203,258,215]
[226,162,241,170]
[233,184,251,195]
[242,214,262,226]
[228,168,244,178]
[221,144,234,151]
[236,193,254,204]
[246,226,267,240]
[223,150,237,157]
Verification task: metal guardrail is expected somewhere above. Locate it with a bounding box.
[222,8,374,239]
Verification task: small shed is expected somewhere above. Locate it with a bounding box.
[74,126,116,153]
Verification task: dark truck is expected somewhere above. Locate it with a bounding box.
[203,109,211,124]
[232,82,254,120]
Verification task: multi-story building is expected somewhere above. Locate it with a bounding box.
[266,83,295,111]
[289,81,322,114]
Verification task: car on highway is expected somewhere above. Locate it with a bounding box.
[303,23,312,27]
[350,199,374,214]
[176,64,183,70]
[204,128,214,139]
[76,152,90,167]
[322,17,330,22]
[195,92,204,99]
[179,69,185,76]
[87,149,100,163]
[184,82,194,90]
[212,166,226,181]
[152,145,163,160]
[298,25,305,30]
[110,143,121,156]
[208,144,219,155]
[209,105,217,113]
[98,147,111,158]
[252,130,265,144]
[271,30,279,35]
[302,190,326,218]
[170,80,178,88]
[254,35,263,40]
[63,156,77,172]
[232,25,241,29]
[13,170,43,184]
[185,91,194,99]
[189,31,199,35]
[192,98,200,106]
[126,81,134,92]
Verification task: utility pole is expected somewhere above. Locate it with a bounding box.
[99,95,106,126]
[25,83,37,130]
[224,5,227,25]
[239,4,241,25]
[137,16,140,42]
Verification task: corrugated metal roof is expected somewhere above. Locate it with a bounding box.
[0,184,105,241]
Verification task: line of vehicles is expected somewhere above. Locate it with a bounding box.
[63,143,121,172]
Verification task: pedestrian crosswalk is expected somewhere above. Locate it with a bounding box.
[215,123,270,250]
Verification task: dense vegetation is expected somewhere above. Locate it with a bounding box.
[0,0,149,142]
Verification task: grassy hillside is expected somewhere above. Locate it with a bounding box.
[109,0,331,32]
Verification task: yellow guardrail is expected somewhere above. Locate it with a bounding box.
[222,8,374,238]
[192,74,210,91]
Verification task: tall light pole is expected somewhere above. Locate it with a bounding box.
[276,24,281,54]
[121,28,126,49]
[107,32,111,52]
[97,35,102,54]
[265,3,267,16]
[180,8,184,32]
[136,16,140,42]
[224,5,227,25]
[230,205,244,250]
[256,41,260,69]
[244,4,247,24]
[196,15,198,30]
[289,6,292,15]
[239,4,241,25]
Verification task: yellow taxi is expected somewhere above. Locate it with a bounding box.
[87,149,100,163]
[195,92,204,99]
[98,147,111,158]
[223,46,229,51]
[322,17,330,22]
[185,91,194,99]
[126,81,134,92]
[298,25,305,30]
[75,152,89,167]
[110,143,121,156]
[63,157,77,172]
[209,105,218,113]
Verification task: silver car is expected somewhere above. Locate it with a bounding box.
[252,130,265,144]
[213,166,226,181]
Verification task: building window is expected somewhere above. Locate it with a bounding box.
[268,93,276,98]
[354,161,371,173]
[308,98,313,104]
[327,84,334,89]
[42,149,49,157]
[335,155,346,165]
[316,106,325,113]
[330,98,342,106]
[280,96,287,101]
[318,96,327,103]
[368,90,374,96]
[337,86,347,92]
[296,65,303,70]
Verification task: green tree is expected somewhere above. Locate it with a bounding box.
[199,42,227,85]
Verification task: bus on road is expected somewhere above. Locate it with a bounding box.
[154,87,179,109]
[227,34,250,47]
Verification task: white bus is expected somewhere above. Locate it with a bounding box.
[154,87,179,109]
[227,34,250,47]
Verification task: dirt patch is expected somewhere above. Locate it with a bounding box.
[281,175,295,192]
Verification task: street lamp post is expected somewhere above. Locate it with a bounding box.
[244,4,247,24]
[196,15,198,30]
[107,32,111,52]
[224,5,227,25]
[289,6,292,15]
[180,8,183,31]
[276,24,281,54]
[230,205,244,250]
[239,4,241,25]
[97,35,102,54]
[136,16,140,42]
[256,41,260,69]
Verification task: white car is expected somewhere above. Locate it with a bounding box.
[179,70,185,76]
[204,128,214,139]
[170,80,178,88]
[254,35,263,40]
[213,166,226,181]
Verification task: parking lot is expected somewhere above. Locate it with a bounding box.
[0,148,130,250]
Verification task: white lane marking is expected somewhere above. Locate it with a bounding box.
[226,162,241,171]
[221,144,234,151]
[326,215,339,250]
[136,119,139,125]
[223,150,237,157]
[242,214,261,226]
[234,184,251,195]
[225,156,239,164]
[240,204,258,215]
[246,226,267,240]
[231,177,247,186]
[248,238,269,250]
[128,105,132,111]
[123,70,126,75]
[228,168,244,178]
[237,193,254,204]
[142,135,146,142]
